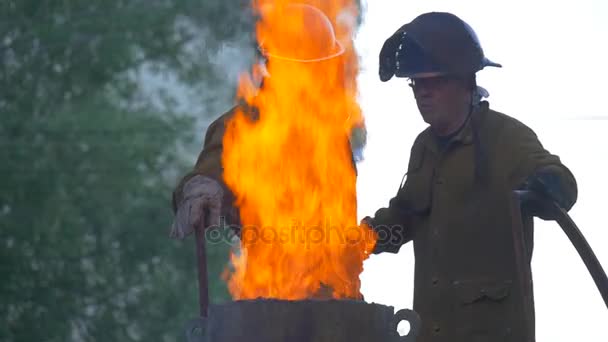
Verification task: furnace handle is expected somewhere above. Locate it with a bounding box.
[391,308,421,342]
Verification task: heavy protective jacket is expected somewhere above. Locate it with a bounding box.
[172,106,241,226]
[369,101,577,342]
[172,104,358,223]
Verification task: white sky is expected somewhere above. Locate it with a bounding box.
[355,1,608,341]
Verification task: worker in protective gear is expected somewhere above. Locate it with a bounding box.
[364,12,577,342]
[170,3,365,239]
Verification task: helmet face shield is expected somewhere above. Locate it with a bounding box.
[381,31,449,80]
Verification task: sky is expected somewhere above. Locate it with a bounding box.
[354,1,608,341]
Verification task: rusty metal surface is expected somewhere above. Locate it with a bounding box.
[186,299,419,342]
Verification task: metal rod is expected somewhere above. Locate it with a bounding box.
[553,204,608,309]
[195,213,210,318]
[515,190,608,309]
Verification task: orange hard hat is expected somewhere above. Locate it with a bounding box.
[258,4,344,62]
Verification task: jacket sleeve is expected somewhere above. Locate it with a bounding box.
[366,192,414,254]
[366,137,428,254]
[172,110,235,213]
[504,119,578,211]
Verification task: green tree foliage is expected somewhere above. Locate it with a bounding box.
[1,1,253,341]
[1,0,363,340]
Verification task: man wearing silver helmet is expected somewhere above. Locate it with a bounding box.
[363,12,577,342]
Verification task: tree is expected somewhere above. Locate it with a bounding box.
[1,1,253,341]
[1,0,363,340]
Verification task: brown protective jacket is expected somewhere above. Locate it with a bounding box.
[370,101,577,342]
[172,107,241,226]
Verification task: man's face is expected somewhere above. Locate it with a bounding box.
[410,75,472,130]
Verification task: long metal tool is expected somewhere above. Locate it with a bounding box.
[552,202,608,308]
[515,190,608,309]
[184,214,210,342]
[195,210,210,317]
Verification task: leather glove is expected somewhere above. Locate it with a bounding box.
[360,216,404,254]
[349,124,367,163]
[520,168,570,220]
[170,175,224,239]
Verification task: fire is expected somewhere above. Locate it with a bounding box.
[222,0,376,300]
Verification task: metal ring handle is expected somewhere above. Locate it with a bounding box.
[391,308,421,342]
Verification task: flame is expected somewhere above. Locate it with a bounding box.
[222,0,376,300]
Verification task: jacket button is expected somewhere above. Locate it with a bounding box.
[430,226,439,237]
[432,277,439,286]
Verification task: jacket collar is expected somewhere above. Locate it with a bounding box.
[421,101,489,154]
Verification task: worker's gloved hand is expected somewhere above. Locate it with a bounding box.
[519,168,570,220]
[170,175,224,239]
[525,169,571,208]
[349,124,367,163]
[360,216,404,254]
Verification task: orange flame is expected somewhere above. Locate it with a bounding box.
[222,0,376,300]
